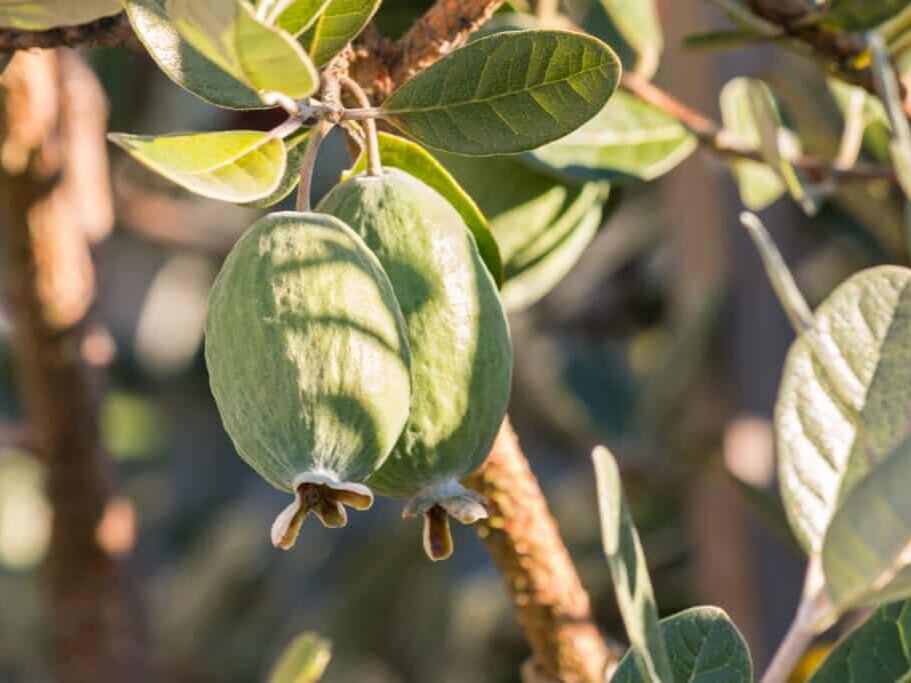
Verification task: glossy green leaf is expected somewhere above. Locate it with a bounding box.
[827,0,911,31]
[719,77,786,210]
[528,90,696,183]
[124,0,264,110]
[268,633,331,683]
[301,0,381,66]
[611,607,753,683]
[256,0,330,36]
[809,600,911,682]
[244,127,309,208]
[109,129,287,203]
[774,266,911,555]
[344,133,504,286]
[822,436,911,611]
[0,0,120,29]
[167,0,319,100]
[593,446,673,683]
[383,30,621,156]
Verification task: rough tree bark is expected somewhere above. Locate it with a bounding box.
[0,50,150,683]
[466,420,616,683]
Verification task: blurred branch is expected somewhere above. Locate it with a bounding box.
[466,419,620,683]
[0,50,149,683]
[622,72,899,184]
[0,12,136,52]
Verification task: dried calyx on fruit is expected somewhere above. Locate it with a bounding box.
[205,211,412,549]
[318,168,513,561]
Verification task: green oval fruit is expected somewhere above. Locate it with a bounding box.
[317,169,513,561]
[205,211,412,549]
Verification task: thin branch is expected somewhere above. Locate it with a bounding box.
[466,419,620,683]
[0,50,150,682]
[0,12,136,52]
[622,72,898,184]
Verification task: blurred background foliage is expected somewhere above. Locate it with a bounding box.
[2,0,909,681]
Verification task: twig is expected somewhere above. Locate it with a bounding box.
[340,77,382,176]
[466,419,619,683]
[296,121,333,211]
[0,12,137,52]
[622,72,898,184]
[0,50,150,683]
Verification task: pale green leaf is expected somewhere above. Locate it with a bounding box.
[593,446,673,683]
[109,129,287,203]
[343,133,504,286]
[527,90,696,183]
[301,0,381,66]
[268,633,331,683]
[564,0,662,78]
[437,150,608,307]
[809,600,911,682]
[383,30,621,156]
[611,607,753,683]
[827,0,911,31]
[720,77,786,210]
[244,127,309,208]
[822,436,911,611]
[256,0,330,36]
[124,0,264,110]
[774,266,911,555]
[871,34,911,203]
[0,0,120,29]
[167,0,319,100]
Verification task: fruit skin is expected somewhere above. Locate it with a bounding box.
[205,211,412,546]
[317,169,513,558]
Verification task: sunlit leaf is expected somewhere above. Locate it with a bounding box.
[774,266,911,555]
[383,30,621,156]
[345,132,504,286]
[809,601,911,682]
[256,0,331,36]
[244,127,310,208]
[527,90,696,183]
[822,437,911,611]
[564,0,662,78]
[611,607,753,683]
[719,77,786,210]
[109,129,287,203]
[268,633,331,683]
[301,0,381,66]
[0,0,120,29]
[593,446,673,683]
[167,0,319,100]
[125,0,264,109]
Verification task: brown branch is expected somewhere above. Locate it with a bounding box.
[0,50,150,683]
[623,72,898,184]
[0,12,136,52]
[466,419,619,683]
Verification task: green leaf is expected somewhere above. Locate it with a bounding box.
[822,436,911,611]
[344,132,505,286]
[827,0,911,31]
[593,446,673,683]
[383,30,621,156]
[256,0,331,36]
[595,0,663,78]
[527,90,696,183]
[774,266,911,555]
[268,633,331,683]
[244,127,310,208]
[809,600,911,682]
[109,129,287,204]
[719,77,786,210]
[167,0,319,101]
[683,29,777,52]
[301,0,381,67]
[611,607,753,683]
[0,0,121,29]
[124,0,264,110]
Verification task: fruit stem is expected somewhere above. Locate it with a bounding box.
[340,77,383,177]
[296,120,333,212]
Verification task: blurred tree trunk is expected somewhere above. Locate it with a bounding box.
[0,50,150,683]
